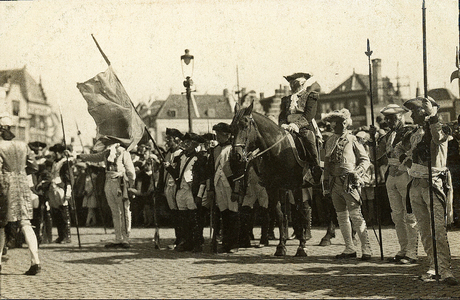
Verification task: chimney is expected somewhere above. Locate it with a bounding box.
[372,58,382,104]
[223,88,229,98]
[259,92,265,100]
[284,85,290,96]
[415,82,420,97]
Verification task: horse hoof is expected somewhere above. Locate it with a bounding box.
[295,247,308,257]
[274,245,286,256]
[319,238,331,246]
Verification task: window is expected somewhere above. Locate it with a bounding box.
[166,110,176,118]
[12,100,20,116]
[348,100,360,115]
[320,103,331,114]
[334,101,344,110]
[206,108,216,118]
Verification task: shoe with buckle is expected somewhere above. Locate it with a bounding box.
[387,255,405,263]
[335,252,357,259]
[442,277,459,286]
[25,264,41,276]
[399,256,417,264]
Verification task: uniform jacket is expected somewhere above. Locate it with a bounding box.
[278,91,319,129]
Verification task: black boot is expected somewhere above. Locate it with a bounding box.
[238,206,252,248]
[305,203,312,241]
[176,210,192,252]
[191,210,202,253]
[259,207,269,246]
[61,205,72,243]
[43,209,53,244]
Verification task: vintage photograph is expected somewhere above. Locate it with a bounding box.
[0,0,459,298]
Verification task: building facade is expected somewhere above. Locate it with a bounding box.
[0,66,57,144]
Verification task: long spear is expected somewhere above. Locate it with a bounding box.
[422,0,439,282]
[57,101,82,248]
[365,39,384,260]
[75,119,107,234]
[91,34,162,248]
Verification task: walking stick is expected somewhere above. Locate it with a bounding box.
[75,120,107,234]
[57,101,82,248]
[422,0,439,282]
[365,39,384,260]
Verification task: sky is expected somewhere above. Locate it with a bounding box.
[0,0,459,144]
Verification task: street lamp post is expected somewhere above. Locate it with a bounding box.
[181,49,194,133]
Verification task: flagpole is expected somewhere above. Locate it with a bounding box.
[422,0,439,283]
[365,39,384,260]
[57,101,82,248]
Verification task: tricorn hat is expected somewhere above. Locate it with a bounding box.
[28,141,47,152]
[403,96,439,112]
[49,143,66,153]
[183,132,206,143]
[284,72,312,82]
[380,104,409,116]
[212,122,232,133]
[166,128,184,139]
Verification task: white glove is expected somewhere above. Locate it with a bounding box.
[422,97,437,117]
[281,124,289,130]
[288,123,300,133]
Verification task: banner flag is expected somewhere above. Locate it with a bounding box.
[77,66,144,151]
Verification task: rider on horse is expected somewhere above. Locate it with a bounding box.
[278,72,322,185]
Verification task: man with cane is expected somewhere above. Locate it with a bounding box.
[397,97,457,285]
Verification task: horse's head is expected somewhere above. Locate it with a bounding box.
[230,102,260,164]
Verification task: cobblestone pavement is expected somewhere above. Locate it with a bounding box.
[1,226,459,299]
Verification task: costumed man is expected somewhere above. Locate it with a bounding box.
[174,132,206,252]
[375,104,419,264]
[322,108,372,260]
[212,122,239,253]
[155,128,183,249]
[0,113,41,275]
[48,143,73,244]
[278,72,322,185]
[396,97,458,286]
[79,137,136,248]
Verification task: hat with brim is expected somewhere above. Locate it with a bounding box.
[183,132,206,143]
[284,72,312,82]
[380,104,409,116]
[166,128,184,139]
[202,133,216,141]
[355,131,370,141]
[49,143,66,153]
[28,141,47,151]
[403,96,439,112]
[321,108,352,123]
[212,122,232,133]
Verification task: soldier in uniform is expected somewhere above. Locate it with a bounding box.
[212,122,239,253]
[322,108,372,260]
[155,128,183,249]
[397,97,458,285]
[279,72,322,185]
[375,104,419,264]
[48,143,73,244]
[78,137,136,248]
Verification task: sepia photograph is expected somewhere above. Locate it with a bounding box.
[0,0,459,298]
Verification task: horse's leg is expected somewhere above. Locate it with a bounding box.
[292,188,308,257]
[270,189,286,256]
[320,194,337,246]
[258,207,269,247]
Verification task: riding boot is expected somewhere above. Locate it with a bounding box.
[191,210,202,253]
[43,209,53,244]
[259,207,269,246]
[228,210,240,251]
[53,207,64,244]
[61,205,71,243]
[172,210,181,246]
[305,203,312,241]
[176,210,192,252]
[221,210,231,252]
[238,206,252,248]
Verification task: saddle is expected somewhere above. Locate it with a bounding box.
[286,132,308,169]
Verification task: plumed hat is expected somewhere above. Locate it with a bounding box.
[380,104,409,116]
[283,73,312,82]
[322,108,352,123]
[183,132,206,143]
[166,128,184,139]
[202,133,217,141]
[403,96,439,112]
[212,122,232,133]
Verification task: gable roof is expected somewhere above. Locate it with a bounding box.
[156,93,233,119]
[330,73,369,94]
[0,66,47,104]
[428,88,457,101]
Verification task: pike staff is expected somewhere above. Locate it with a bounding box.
[365,39,384,260]
[57,101,82,248]
[422,0,439,283]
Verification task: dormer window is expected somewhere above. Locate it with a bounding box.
[167,109,177,118]
[206,108,216,118]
